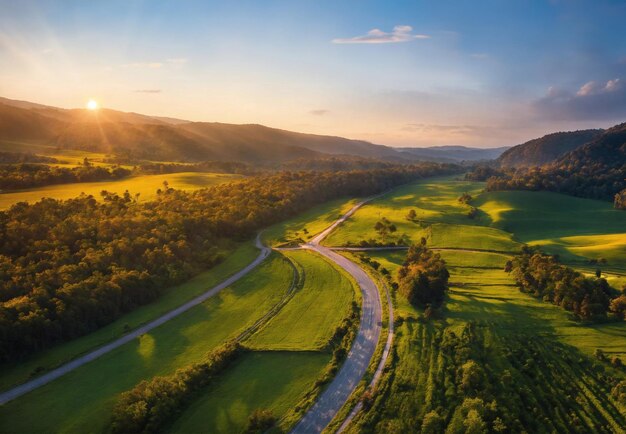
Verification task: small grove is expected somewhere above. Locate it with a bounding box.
[0,163,458,363]
[506,250,624,322]
[397,241,450,309]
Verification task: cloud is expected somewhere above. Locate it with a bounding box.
[332,25,430,44]
[123,62,163,69]
[309,109,329,116]
[534,77,626,121]
[134,89,162,93]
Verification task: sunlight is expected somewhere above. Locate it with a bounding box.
[86,99,99,110]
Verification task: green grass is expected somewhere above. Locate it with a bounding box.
[166,351,330,434]
[322,177,512,248]
[475,190,626,270]
[0,172,241,209]
[428,223,521,252]
[262,197,359,247]
[0,241,259,391]
[246,250,355,350]
[0,253,293,434]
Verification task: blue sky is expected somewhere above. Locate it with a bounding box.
[1,0,625,147]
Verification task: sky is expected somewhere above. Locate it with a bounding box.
[1,0,626,148]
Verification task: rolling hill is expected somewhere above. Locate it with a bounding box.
[399,145,510,162]
[0,97,414,163]
[497,129,603,167]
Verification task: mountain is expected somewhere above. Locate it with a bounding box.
[0,97,417,163]
[398,145,510,162]
[497,129,603,168]
[553,123,626,169]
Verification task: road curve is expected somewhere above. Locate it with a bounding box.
[292,193,388,434]
[0,236,270,406]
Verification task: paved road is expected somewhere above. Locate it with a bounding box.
[292,192,389,434]
[0,236,270,406]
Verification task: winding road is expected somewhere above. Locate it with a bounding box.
[0,236,270,406]
[291,197,391,434]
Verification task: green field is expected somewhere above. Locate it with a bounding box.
[0,171,241,209]
[247,250,355,350]
[0,253,293,434]
[262,197,359,247]
[167,351,329,434]
[0,241,259,391]
[475,190,626,270]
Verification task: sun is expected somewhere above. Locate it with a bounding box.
[86,99,99,110]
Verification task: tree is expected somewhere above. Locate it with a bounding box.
[397,244,449,307]
[374,217,397,243]
[610,295,626,320]
[421,410,443,434]
[406,209,417,221]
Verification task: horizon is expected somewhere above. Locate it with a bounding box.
[1,1,625,148]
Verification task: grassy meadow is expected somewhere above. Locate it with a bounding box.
[0,253,294,434]
[0,171,241,209]
[247,250,356,350]
[166,351,330,434]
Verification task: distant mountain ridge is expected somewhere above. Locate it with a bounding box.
[497,129,603,168]
[399,145,510,162]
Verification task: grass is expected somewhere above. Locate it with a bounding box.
[0,253,293,434]
[246,250,356,351]
[322,176,518,250]
[0,172,241,209]
[166,351,330,434]
[262,197,360,247]
[0,241,259,391]
[475,190,626,270]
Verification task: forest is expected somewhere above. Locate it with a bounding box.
[0,163,131,190]
[0,163,458,362]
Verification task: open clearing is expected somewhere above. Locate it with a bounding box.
[166,351,329,434]
[0,171,241,209]
[475,190,626,271]
[247,250,356,350]
[0,254,292,434]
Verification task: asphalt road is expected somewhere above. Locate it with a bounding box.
[292,192,389,434]
[0,235,270,406]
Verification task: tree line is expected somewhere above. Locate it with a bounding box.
[506,249,622,322]
[111,342,242,434]
[0,163,459,362]
[0,162,131,190]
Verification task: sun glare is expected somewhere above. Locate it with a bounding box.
[86,99,99,110]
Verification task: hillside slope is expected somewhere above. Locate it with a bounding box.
[498,129,602,167]
[399,145,510,162]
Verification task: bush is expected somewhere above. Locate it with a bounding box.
[246,409,276,433]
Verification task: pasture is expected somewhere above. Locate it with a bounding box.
[0,254,293,434]
[246,250,356,350]
[0,171,241,209]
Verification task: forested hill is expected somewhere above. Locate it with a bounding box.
[497,129,603,168]
[0,97,411,163]
[485,122,626,201]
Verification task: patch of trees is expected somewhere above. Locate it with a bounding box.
[0,151,57,164]
[374,217,397,243]
[0,163,131,190]
[397,240,450,308]
[0,164,458,362]
[506,250,621,321]
[136,161,255,175]
[111,342,242,434]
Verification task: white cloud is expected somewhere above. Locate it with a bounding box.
[605,78,622,92]
[576,81,598,96]
[332,25,430,44]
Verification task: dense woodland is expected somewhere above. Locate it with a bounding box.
[0,163,458,362]
[506,250,621,321]
[471,123,626,202]
[0,162,131,190]
[397,241,450,308]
